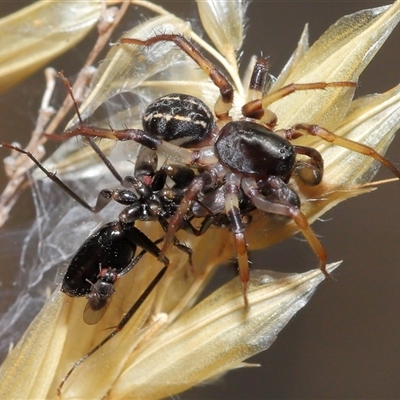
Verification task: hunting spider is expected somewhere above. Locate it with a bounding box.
[64,33,400,306]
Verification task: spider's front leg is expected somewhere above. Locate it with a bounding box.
[284,123,400,179]
[242,81,357,123]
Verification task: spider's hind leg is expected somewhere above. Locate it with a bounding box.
[286,123,400,179]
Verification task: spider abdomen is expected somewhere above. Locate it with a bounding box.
[215,121,296,181]
[143,93,214,146]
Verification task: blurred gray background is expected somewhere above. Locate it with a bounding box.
[0,1,400,399]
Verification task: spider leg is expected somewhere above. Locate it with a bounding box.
[246,57,270,103]
[160,172,214,257]
[242,81,356,122]
[160,164,215,237]
[64,125,218,167]
[156,215,194,269]
[245,57,277,125]
[120,34,234,119]
[58,72,132,186]
[225,173,250,307]
[242,176,329,278]
[286,123,400,179]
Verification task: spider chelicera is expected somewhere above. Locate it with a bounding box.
[64,33,400,306]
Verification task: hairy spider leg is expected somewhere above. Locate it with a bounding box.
[284,124,400,179]
[245,57,278,124]
[64,125,214,166]
[121,35,357,126]
[242,81,357,124]
[158,172,212,244]
[246,57,270,102]
[58,72,131,186]
[225,173,250,307]
[120,34,234,119]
